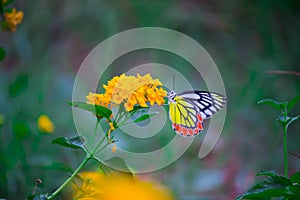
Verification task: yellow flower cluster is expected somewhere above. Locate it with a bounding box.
[73,172,174,200]
[86,73,167,111]
[37,115,54,133]
[4,8,24,32]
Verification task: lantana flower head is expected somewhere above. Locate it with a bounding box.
[86,73,167,111]
[3,8,24,32]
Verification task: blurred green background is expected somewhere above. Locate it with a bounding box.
[0,1,300,199]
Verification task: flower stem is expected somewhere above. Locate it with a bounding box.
[47,154,91,200]
[94,142,110,155]
[92,131,109,154]
[91,119,99,150]
[283,124,288,177]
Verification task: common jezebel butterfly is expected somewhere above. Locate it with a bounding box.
[168,90,226,137]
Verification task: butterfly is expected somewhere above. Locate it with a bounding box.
[168,90,226,137]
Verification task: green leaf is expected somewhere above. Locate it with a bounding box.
[256,170,278,177]
[236,171,294,200]
[257,170,291,185]
[128,106,156,123]
[258,99,283,111]
[132,112,158,123]
[290,184,300,198]
[0,47,5,61]
[291,172,300,184]
[26,194,48,200]
[129,105,147,113]
[287,96,300,112]
[287,115,300,127]
[68,101,112,120]
[52,136,85,150]
[236,178,289,199]
[127,106,150,120]
[103,156,133,174]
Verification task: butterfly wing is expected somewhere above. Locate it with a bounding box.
[169,91,226,137]
[169,96,204,137]
[177,91,226,119]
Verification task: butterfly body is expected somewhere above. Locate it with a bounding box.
[168,90,226,137]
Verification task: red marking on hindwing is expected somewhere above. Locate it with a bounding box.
[197,121,203,130]
[181,127,188,136]
[173,120,203,137]
[176,125,180,132]
[188,129,194,136]
[197,113,203,122]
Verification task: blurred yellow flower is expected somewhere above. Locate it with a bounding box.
[86,73,167,111]
[72,172,105,199]
[4,8,24,32]
[73,172,174,200]
[37,115,54,133]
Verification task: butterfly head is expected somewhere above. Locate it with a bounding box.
[168,90,177,103]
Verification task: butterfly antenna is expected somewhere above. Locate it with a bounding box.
[172,72,175,91]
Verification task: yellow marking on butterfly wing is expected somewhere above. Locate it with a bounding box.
[169,102,176,123]
[169,102,182,125]
[187,115,194,127]
[175,104,181,124]
[176,102,188,118]
[177,101,188,126]
[174,98,198,127]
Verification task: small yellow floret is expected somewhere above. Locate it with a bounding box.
[37,115,54,133]
[4,8,24,32]
[111,144,117,153]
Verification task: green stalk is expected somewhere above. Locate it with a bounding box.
[114,106,123,124]
[47,155,91,200]
[283,124,288,177]
[47,117,114,199]
[94,142,110,155]
[91,119,99,150]
[92,131,109,154]
[283,106,288,177]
